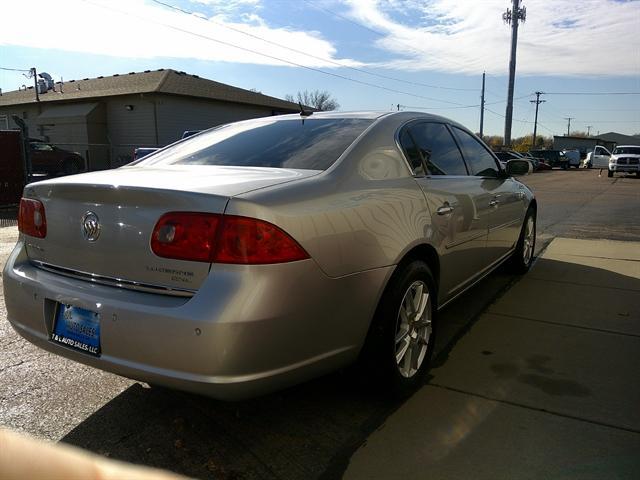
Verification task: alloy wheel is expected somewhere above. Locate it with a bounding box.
[394,280,432,378]
[523,216,535,265]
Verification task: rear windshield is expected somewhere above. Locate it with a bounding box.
[138,117,374,170]
[613,146,640,155]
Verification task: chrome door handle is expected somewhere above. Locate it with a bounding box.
[436,205,454,215]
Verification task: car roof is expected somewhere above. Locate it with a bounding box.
[260,111,468,127]
[615,145,640,148]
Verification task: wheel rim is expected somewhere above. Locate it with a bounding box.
[522,216,535,265]
[394,280,432,378]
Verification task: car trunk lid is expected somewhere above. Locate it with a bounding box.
[23,166,319,293]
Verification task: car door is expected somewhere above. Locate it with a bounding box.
[398,121,491,299]
[592,146,611,168]
[451,127,525,264]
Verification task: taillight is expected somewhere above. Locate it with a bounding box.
[215,215,309,264]
[18,198,47,238]
[151,212,221,262]
[151,212,309,264]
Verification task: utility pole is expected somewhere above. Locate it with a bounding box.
[479,72,486,139]
[502,0,526,146]
[586,125,592,136]
[30,67,39,102]
[564,117,574,136]
[530,91,545,149]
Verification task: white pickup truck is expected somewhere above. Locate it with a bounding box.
[607,145,640,178]
[584,145,640,177]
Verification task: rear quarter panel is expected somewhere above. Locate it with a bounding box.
[228,117,436,279]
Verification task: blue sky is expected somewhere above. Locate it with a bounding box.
[1,0,639,138]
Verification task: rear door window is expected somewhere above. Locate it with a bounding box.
[451,127,500,177]
[406,122,468,175]
[140,117,374,171]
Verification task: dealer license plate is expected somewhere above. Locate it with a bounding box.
[51,304,101,356]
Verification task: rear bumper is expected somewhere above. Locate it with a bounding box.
[3,240,391,400]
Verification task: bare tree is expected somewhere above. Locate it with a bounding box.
[285,90,339,111]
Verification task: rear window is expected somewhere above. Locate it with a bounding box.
[613,147,640,155]
[139,117,373,170]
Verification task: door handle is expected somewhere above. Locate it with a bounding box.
[489,198,499,208]
[436,204,454,215]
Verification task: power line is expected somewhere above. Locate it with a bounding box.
[545,91,640,95]
[485,107,532,124]
[399,93,533,112]
[0,67,31,72]
[399,104,480,111]
[81,0,472,107]
[150,0,478,93]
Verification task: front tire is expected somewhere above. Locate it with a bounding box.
[608,170,614,178]
[508,207,536,274]
[360,261,436,396]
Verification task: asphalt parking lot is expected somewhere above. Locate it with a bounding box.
[1,169,639,479]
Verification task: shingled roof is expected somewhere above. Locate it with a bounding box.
[0,69,299,111]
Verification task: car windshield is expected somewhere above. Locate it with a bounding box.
[613,146,640,155]
[138,117,373,170]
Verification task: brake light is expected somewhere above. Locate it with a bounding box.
[151,212,220,262]
[215,215,309,264]
[151,212,309,264]
[18,198,47,238]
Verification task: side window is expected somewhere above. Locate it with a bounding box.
[452,127,500,177]
[407,122,468,175]
[31,143,54,152]
[398,128,425,176]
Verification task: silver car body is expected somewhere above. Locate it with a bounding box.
[3,111,535,399]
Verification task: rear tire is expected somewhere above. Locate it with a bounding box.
[507,207,536,274]
[608,170,613,178]
[359,261,436,397]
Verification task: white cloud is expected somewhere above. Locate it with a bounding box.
[189,0,262,18]
[0,0,637,78]
[345,0,640,76]
[0,0,360,68]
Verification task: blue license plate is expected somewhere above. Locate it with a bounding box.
[52,304,101,356]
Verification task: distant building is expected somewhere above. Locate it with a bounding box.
[0,69,300,169]
[553,132,640,156]
[593,132,640,146]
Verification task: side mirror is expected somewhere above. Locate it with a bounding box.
[506,159,532,176]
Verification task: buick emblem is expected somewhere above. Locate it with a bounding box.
[81,211,101,242]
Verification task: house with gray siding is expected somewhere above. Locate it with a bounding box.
[0,69,300,169]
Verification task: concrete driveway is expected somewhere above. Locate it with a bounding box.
[346,236,640,479]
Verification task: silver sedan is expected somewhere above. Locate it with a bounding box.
[3,111,536,399]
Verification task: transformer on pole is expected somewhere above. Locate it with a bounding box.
[503,0,526,146]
